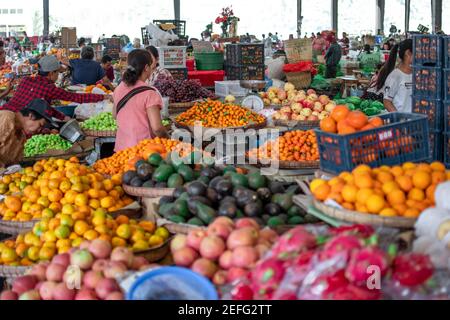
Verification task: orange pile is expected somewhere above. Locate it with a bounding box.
[176,100,266,128]
[320,105,384,135]
[93,138,197,175]
[248,130,319,162]
[85,84,112,94]
[0,158,133,222]
[311,162,450,218]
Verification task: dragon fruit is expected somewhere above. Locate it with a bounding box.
[321,235,363,262]
[392,253,434,287]
[271,227,317,260]
[231,283,254,301]
[251,258,286,299]
[345,248,389,286]
[330,225,375,238]
[325,284,381,300]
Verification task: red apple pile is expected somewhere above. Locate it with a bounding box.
[0,239,152,301]
[170,217,279,286]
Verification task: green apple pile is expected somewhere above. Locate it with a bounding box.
[81,112,118,131]
[24,135,73,158]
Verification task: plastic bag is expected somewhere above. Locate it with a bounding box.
[75,100,113,120]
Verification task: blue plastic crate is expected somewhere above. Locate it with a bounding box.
[444,133,450,168]
[444,101,450,132]
[315,113,430,175]
[429,130,443,162]
[412,96,442,130]
[413,34,443,66]
[413,66,443,99]
[444,36,450,68]
[444,69,450,101]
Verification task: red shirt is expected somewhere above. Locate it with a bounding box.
[105,66,115,82]
[1,75,105,120]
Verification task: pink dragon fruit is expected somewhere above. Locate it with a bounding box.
[251,258,286,299]
[345,248,389,286]
[392,253,434,287]
[325,284,381,300]
[320,235,363,262]
[231,283,254,301]
[330,225,375,238]
[271,227,317,260]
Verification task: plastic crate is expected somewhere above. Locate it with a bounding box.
[444,36,450,68]
[153,20,186,37]
[158,46,186,69]
[444,101,450,132]
[315,113,430,175]
[195,52,224,71]
[412,34,443,66]
[429,130,443,162]
[412,96,442,130]
[444,133,450,168]
[225,64,265,81]
[412,66,443,99]
[444,69,450,101]
[168,68,188,80]
[214,81,249,97]
[226,44,265,66]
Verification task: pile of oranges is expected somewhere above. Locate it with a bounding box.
[93,138,198,175]
[248,130,319,162]
[176,100,266,128]
[85,84,112,94]
[320,105,383,135]
[0,212,170,266]
[311,162,450,219]
[0,158,133,222]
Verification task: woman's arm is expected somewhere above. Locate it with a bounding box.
[147,107,169,138]
[383,99,397,112]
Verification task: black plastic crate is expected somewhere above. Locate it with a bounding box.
[168,68,188,80]
[444,36,450,68]
[444,101,450,132]
[315,113,430,175]
[225,64,265,81]
[412,95,442,130]
[226,44,264,66]
[444,69,450,101]
[153,20,186,37]
[444,133,450,168]
[429,130,443,162]
[412,34,443,66]
[413,66,443,99]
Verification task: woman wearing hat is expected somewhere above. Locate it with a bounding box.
[0,99,57,168]
[0,55,107,120]
[324,34,342,79]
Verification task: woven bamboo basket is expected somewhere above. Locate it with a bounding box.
[123,184,175,198]
[246,156,320,170]
[285,71,312,90]
[82,129,117,137]
[174,118,268,134]
[313,199,417,229]
[273,119,320,130]
[135,236,172,263]
[0,220,38,236]
[168,101,196,114]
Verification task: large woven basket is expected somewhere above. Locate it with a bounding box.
[273,119,320,130]
[123,184,175,198]
[285,71,312,90]
[174,118,267,134]
[83,129,117,137]
[313,199,417,229]
[0,220,38,236]
[168,101,196,114]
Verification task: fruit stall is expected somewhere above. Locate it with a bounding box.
[1,30,450,302]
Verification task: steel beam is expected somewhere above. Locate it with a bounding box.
[376,0,385,35]
[43,0,49,36]
[331,0,338,33]
[174,0,180,21]
[431,0,442,33]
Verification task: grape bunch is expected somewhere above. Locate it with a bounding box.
[154,75,215,103]
[81,112,118,131]
[24,135,73,158]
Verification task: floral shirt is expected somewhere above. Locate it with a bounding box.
[148,66,173,87]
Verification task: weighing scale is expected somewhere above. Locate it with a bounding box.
[240,80,267,112]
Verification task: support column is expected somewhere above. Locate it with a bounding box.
[431,0,442,33]
[405,0,411,33]
[331,0,338,33]
[174,0,180,21]
[43,0,49,36]
[376,0,385,35]
[297,0,302,38]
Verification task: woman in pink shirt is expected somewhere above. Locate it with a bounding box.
[113,49,168,152]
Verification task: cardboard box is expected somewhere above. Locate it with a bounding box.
[61,27,77,47]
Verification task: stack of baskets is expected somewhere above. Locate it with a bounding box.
[283,38,313,89]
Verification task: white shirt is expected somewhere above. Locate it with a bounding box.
[383,68,413,113]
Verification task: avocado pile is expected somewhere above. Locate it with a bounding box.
[157,166,318,228]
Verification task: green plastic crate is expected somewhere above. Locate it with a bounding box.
[195,52,224,71]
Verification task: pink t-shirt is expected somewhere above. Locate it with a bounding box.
[113,80,163,152]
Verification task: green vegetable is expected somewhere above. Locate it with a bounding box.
[24,134,72,158]
[346,97,362,107]
[80,112,117,131]
[371,101,385,111]
[346,103,356,111]
[364,107,381,116]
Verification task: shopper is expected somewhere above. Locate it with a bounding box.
[375,39,413,112]
[358,44,381,70]
[69,46,111,86]
[78,37,87,49]
[146,46,173,86]
[340,32,350,54]
[324,35,342,79]
[0,99,57,168]
[101,54,115,82]
[113,49,168,152]
[312,32,327,56]
[0,55,107,120]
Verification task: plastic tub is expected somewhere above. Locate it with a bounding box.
[195,52,224,71]
[126,267,218,301]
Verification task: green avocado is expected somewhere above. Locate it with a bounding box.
[187,217,205,227]
[177,164,195,182]
[288,216,305,225]
[247,172,267,190]
[174,200,190,219]
[196,202,217,225]
[152,164,175,183]
[168,215,186,224]
[267,217,284,228]
[231,173,249,188]
[148,153,163,166]
[168,174,184,189]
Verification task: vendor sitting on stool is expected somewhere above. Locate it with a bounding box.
[0,99,58,168]
[0,55,108,121]
[324,35,342,79]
